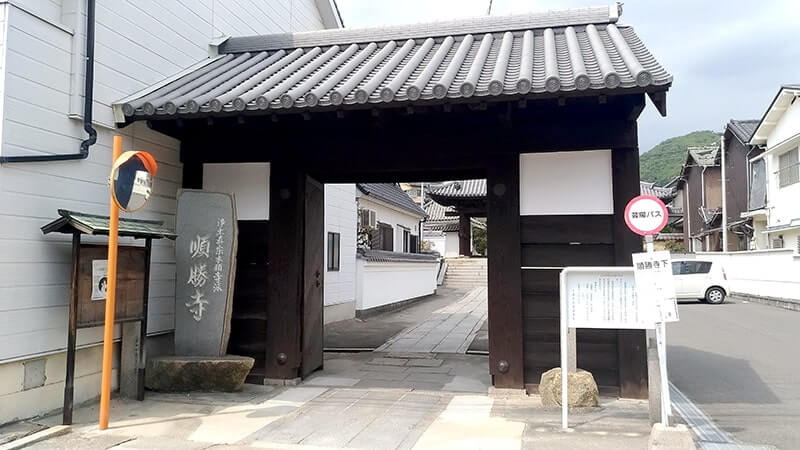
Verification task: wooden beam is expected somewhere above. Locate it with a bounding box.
[612,145,649,399]
[487,153,524,388]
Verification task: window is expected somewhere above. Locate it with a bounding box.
[778,148,799,188]
[327,232,340,271]
[371,222,394,251]
[402,228,411,252]
[675,261,712,275]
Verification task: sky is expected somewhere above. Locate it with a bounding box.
[335,0,800,152]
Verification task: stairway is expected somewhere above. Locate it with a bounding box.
[443,258,488,290]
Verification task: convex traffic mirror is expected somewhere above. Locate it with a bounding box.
[110,151,158,212]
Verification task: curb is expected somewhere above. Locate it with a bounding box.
[0,425,70,450]
[731,293,800,312]
[648,423,696,449]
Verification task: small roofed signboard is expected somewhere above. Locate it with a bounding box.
[175,190,238,356]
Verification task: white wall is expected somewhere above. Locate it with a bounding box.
[357,196,421,252]
[519,150,613,215]
[355,259,438,312]
[0,0,330,424]
[445,231,460,257]
[324,184,357,309]
[696,250,800,300]
[203,163,269,220]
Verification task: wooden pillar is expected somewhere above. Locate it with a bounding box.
[265,161,305,380]
[458,213,471,256]
[612,145,649,399]
[486,153,524,388]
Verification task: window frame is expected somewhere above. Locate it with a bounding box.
[777,147,800,188]
[327,231,340,271]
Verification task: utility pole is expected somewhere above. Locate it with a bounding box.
[487,0,493,15]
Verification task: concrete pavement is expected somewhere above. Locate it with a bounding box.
[376,287,487,353]
[668,298,799,449]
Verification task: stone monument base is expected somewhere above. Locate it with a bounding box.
[146,355,254,392]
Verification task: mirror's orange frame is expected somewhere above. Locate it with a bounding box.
[110,151,158,212]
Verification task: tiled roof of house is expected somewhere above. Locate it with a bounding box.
[357,183,426,217]
[429,179,487,199]
[358,249,439,263]
[639,181,674,201]
[113,5,671,123]
[727,119,759,145]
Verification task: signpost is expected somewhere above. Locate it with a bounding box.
[559,195,677,430]
[625,195,676,427]
[99,136,158,431]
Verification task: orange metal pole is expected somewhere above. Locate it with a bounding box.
[99,135,122,430]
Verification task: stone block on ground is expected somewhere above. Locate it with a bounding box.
[648,423,696,449]
[539,368,599,407]
[146,355,254,392]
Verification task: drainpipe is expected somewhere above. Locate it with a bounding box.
[0,0,96,163]
[721,135,728,251]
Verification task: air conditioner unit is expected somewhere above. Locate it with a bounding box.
[359,209,377,228]
[772,237,784,249]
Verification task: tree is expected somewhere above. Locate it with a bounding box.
[472,224,487,256]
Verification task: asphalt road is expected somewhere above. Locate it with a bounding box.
[668,298,800,449]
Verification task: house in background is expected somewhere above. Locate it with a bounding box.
[356,183,426,253]
[353,183,438,317]
[721,119,763,250]
[748,85,800,252]
[676,145,723,251]
[426,180,487,257]
[0,0,342,424]
[423,198,486,257]
[640,181,682,249]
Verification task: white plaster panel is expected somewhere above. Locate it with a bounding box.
[519,150,614,215]
[203,163,270,220]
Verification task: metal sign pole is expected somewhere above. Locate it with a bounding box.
[560,271,568,430]
[646,234,671,426]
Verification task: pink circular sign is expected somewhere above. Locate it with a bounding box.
[624,195,668,236]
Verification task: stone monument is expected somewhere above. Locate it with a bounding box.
[174,190,238,356]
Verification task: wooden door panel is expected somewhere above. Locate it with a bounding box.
[302,177,324,377]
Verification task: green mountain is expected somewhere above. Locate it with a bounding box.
[639,130,721,186]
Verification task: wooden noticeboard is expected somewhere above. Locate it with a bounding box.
[77,244,147,328]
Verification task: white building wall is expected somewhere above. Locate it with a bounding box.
[323,184,357,322]
[444,231,460,257]
[357,196,422,252]
[696,250,800,301]
[355,259,438,312]
[0,0,330,424]
[763,99,800,252]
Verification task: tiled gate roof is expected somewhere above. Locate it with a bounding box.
[113,5,671,124]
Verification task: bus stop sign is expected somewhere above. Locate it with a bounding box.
[624,195,668,236]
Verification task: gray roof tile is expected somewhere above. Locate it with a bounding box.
[429,179,487,198]
[727,119,759,145]
[357,183,426,217]
[114,6,671,122]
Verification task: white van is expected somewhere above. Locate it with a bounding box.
[671,259,729,304]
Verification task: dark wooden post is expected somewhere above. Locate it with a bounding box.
[458,213,471,256]
[486,154,524,388]
[63,232,80,425]
[265,161,305,380]
[137,238,152,401]
[612,145,649,399]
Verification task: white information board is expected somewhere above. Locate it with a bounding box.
[562,268,655,330]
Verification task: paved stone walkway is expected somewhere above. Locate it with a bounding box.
[28,352,653,450]
[376,287,487,353]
